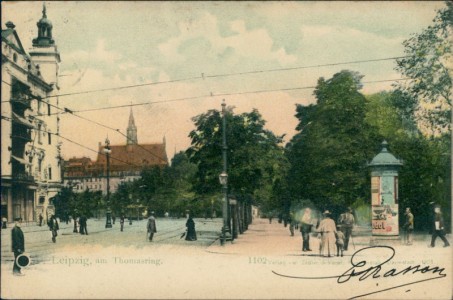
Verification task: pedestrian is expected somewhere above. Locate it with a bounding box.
[79,215,88,235]
[300,208,313,252]
[338,207,355,251]
[11,218,25,276]
[120,215,125,232]
[403,207,414,245]
[335,225,345,257]
[268,214,273,224]
[2,216,7,229]
[48,215,59,243]
[147,212,157,242]
[185,215,197,241]
[318,210,337,257]
[38,213,43,227]
[112,214,116,225]
[430,205,450,248]
[288,213,295,236]
[73,215,78,233]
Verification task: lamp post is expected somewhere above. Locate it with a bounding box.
[219,99,231,245]
[104,137,112,228]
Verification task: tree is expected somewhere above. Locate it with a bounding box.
[186,107,287,212]
[286,70,378,214]
[395,1,452,135]
[365,91,451,231]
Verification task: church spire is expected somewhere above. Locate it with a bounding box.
[127,107,138,145]
[32,2,55,47]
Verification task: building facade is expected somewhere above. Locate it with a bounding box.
[63,108,168,195]
[1,5,62,223]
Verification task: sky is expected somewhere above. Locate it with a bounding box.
[1,1,446,162]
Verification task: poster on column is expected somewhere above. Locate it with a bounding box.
[372,204,399,236]
[1,1,451,300]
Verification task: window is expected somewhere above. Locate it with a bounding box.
[39,196,45,204]
[48,167,52,180]
[47,103,51,116]
[48,133,51,145]
[13,53,17,63]
[38,159,42,172]
[37,124,42,144]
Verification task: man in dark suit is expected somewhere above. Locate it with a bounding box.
[11,218,25,275]
[430,205,450,248]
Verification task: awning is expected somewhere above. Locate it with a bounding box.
[12,112,34,128]
[11,155,31,165]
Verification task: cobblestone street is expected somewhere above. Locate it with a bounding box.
[1,218,451,299]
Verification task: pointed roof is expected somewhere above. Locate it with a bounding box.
[2,22,26,55]
[128,107,136,128]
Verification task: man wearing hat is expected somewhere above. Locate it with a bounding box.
[11,218,25,275]
[338,207,355,251]
[430,205,450,248]
[147,212,157,242]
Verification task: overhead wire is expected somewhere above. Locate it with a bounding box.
[1,55,408,102]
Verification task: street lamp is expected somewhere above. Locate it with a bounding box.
[104,137,112,228]
[219,99,231,245]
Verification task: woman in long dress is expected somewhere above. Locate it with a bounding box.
[318,210,337,257]
[185,216,197,241]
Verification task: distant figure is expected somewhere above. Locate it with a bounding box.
[318,210,337,257]
[2,216,7,229]
[112,214,116,225]
[147,212,157,242]
[79,215,88,235]
[38,214,43,227]
[48,215,59,243]
[430,206,450,248]
[288,213,295,236]
[300,208,313,252]
[73,216,78,233]
[185,216,197,241]
[335,225,345,257]
[268,214,273,224]
[403,207,414,245]
[338,207,355,251]
[120,215,125,232]
[11,218,25,275]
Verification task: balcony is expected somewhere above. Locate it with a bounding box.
[12,172,35,183]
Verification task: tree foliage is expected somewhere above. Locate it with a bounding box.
[186,107,288,211]
[395,1,452,135]
[286,70,379,213]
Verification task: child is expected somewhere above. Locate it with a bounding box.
[336,225,345,257]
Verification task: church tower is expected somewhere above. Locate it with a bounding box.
[29,3,60,86]
[127,107,138,145]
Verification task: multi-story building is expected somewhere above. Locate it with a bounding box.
[63,108,168,194]
[1,4,62,222]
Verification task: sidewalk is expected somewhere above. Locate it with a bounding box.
[206,218,449,256]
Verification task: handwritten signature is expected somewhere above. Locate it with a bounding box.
[272,246,447,299]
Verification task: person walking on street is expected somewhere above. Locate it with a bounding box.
[300,208,313,252]
[335,225,345,257]
[11,218,25,275]
[430,205,450,248]
[404,207,414,245]
[48,215,59,243]
[120,215,125,232]
[79,215,88,235]
[2,216,7,229]
[38,214,43,227]
[147,212,157,242]
[288,212,295,236]
[318,210,337,257]
[185,215,197,241]
[338,207,355,251]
